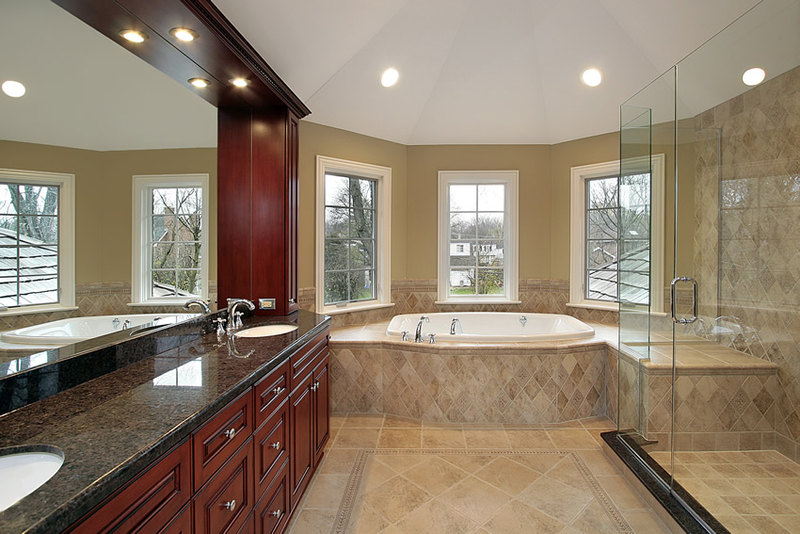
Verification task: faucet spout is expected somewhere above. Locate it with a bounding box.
[184,299,211,314]
[226,298,255,333]
[414,315,430,343]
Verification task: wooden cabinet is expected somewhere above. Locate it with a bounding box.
[254,399,289,501]
[254,465,290,534]
[289,371,315,508]
[254,361,289,429]
[312,356,330,466]
[194,389,253,488]
[194,438,254,534]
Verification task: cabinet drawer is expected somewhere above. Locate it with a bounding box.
[254,361,289,428]
[70,439,191,534]
[289,330,328,392]
[254,465,289,534]
[194,438,254,534]
[194,389,252,489]
[254,398,289,501]
[162,502,192,534]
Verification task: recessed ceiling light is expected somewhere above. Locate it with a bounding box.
[581,68,602,87]
[742,67,766,86]
[231,78,248,88]
[189,77,210,88]
[170,27,198,42]
[1,80,26,98]
[120,30,147,43]
[380,68,399,88]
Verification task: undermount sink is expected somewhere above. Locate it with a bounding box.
[0,447,64,512]
[235,324,299,338]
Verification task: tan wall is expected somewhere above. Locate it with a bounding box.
[0,140,217,285]
[297,122,408,287]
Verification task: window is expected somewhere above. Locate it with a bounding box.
[132,174,209,305]
[316,156,391,314]
[569,156,664,311]
[0,169,75,313]
[438,171,519,303]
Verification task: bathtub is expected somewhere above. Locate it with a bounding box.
[1,314,199,346]
[385,312,594,342]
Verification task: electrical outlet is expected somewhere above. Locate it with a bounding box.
[258,298,276,310]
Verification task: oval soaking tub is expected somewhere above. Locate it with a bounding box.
[1,313,199,346]
[386,312,594,342]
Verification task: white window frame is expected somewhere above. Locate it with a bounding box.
[568,155,664,312]
[315,156,392,315]
[437,170,519,304]
[131,174,209,306]
[0,168,76,315]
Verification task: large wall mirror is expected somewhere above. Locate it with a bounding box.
[0,0,218,369]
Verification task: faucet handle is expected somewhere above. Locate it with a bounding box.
[234,311,244,329]
[428,333,436,344]
[401,330,409,342]
[213,317,227,338]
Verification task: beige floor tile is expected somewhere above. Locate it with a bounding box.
[286,509,337,534]
[507,452,570,473]
[517,475,594,523]
[362,475,433,523]
[342,413,385,428]
[301,474,349,509]
[403,456,471,496]
[330,415,345,430]
[545,456,590,491]
[378,428,422,448]
[317,448,359,474]
[546,429,600,449]
[720,495,765,515]
[483,499,566,534]
[755,478,799,495]
[374,454,426,474]
[743,515,792,534]
[362,459,400,491]
[422,428,467,448]
[621,510,672,533]
[570,499,626,533]
[463,429,511,448]
[749,495,794,515]
[438,454,496,473]
[716,514,759,533]
[437,476,510,525]
[350,504,392,534]
[473,456,541,495]
[772,514,800,532]
[333,427,381,448]
[580,416,616,430]
[596,476,649,511]
[505,429,556,449]
[383,415,423,428]
[577,449,622,477]
[392,498,479,533]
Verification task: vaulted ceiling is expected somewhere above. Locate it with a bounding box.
[214,0,760,145]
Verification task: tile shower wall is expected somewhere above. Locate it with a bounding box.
[694,65,800,460]
[0,281,218,331]
[299,279,619,327]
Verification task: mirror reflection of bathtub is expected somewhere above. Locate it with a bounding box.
[0,314,199,351]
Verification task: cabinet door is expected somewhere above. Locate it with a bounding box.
[254,465,289,534]
[289,372,314,509]
[194,389,252,490]
[312,356,330,466]
[254,398,288,502]
[162,502,192,534]
[193,438,254,534]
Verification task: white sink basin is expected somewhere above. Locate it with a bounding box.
[235,324,298,338]
[0,449,64,511]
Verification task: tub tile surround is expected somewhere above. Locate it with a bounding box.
[693,64,800,462]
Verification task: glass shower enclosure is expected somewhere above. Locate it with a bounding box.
[615,0,800,531]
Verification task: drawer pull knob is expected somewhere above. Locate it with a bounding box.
[223,499,236,511]
[310,380,320,392]
[224,428,237,439]
[271,441,281,450]
[271,509,282,518]
[272,386,285,396]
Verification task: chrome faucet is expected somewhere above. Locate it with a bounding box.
[112,318,120,329]
[226,298,255,333]
[122,319,131,330]
[450,318,462,335]
[184,299,211,314]
[414,315,430,343]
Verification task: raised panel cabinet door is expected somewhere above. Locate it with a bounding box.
[69,439,191,534]
[254,466,289,534]
[289,331,328,392]
[312,356,330,467]
[285,111,299,313]
[289,372,314,509]
[194,438,254,534]
[253,361,289,429]
[162,502,192,534]
[194,389,252,489]
[254,398,289,501]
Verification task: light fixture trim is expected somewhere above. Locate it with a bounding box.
[189,77,210,88]
[380,67,399,88]
[120,30,147,43]
[170,27,198,42]
[742,67,766,86]
[1,80,26,98]
[231,78,248,88]
[581,68,602,87]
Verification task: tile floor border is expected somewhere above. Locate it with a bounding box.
[332,448,634,534]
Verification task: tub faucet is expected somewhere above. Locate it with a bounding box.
[226,298,255,333]
[112,318,120,329]
[122,319,131,330]
[450,318,462,335]
[414,315,430,343]
[184,299,211,314]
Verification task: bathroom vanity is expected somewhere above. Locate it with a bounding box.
[0,311,330,534]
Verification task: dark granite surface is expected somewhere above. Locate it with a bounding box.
[0,310,330,534]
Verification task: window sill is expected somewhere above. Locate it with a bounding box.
[321,302,394,316]
[435,299,522,305]
[0,305,79,317]
[566,301,619,312]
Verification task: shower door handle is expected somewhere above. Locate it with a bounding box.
[670,277,698,324]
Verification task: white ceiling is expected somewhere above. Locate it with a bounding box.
[0,0,216,152]
[214,0,762,145]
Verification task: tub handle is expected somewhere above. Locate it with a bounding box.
[670,277,698,324]
[428,333,436,344]
[401,331,409,342]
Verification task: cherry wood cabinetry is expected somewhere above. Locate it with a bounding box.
[71,328,329,534]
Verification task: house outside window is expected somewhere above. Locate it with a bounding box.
[132,174,209,305]
[0,169,75,312]
[569,156,664,311]
[315,156,391,314]
[437,170,519,303]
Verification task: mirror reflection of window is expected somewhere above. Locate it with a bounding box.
[152,357,203,388]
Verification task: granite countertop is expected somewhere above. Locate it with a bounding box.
[0,310,330,534]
